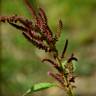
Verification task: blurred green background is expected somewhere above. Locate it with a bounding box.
[1,0,96,96]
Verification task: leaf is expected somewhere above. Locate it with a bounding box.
[61,60,67,69]
[62,60,78,71]
[72,60,78,71]
[23,82,56,96]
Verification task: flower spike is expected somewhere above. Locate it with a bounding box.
[61,39,68,59]
[24,0,37,19]
[48,71,64,85]
[8,22,27,31]
[67,53,78,63]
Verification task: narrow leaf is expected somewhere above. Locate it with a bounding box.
[23,82,56,96]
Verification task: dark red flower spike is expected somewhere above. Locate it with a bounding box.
[61,39,68,59]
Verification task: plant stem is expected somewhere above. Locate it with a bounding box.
[56,56,74,96]
[67,87,74,96]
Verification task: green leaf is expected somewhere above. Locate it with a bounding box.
[72,60,78,71]
[61,60,67,69]
[23,82,56,96]
[62,60,78,71]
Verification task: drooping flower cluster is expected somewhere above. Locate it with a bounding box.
[0,10,56,53]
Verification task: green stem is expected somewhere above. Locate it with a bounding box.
[67,87,74,96]
[56,56,74,96]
